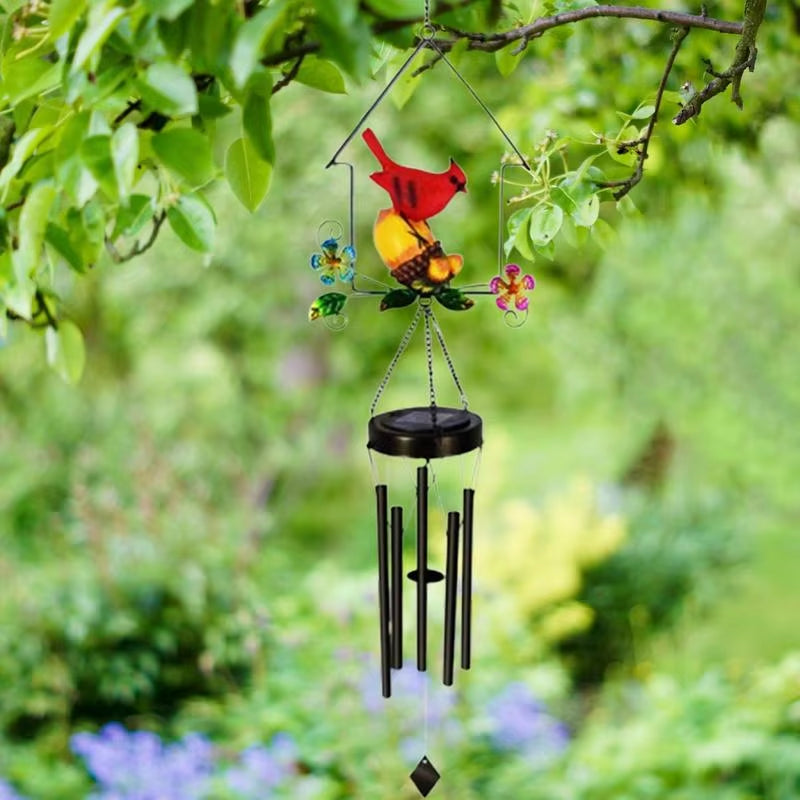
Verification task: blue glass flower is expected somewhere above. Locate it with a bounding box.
[310,237,356,285]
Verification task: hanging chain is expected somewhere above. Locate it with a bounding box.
[424,0,431,26]
[430,312,468,409]
[423,304,436,408]
[370,306,423,416]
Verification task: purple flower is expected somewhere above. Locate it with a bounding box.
[487,682,569,761]
[0,780,28,800]
[70,724,214,799]
[225,733,297,798]
[359,657,456,727]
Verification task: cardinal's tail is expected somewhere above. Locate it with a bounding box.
[362,128,392,168]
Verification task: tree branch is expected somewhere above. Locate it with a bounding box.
[262,6,742,68]
[601,27,690,200]
[105,211,167,263]
[672,0,765,124]
[438,6,741,52]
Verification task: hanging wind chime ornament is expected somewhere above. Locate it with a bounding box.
[307,6,534,796]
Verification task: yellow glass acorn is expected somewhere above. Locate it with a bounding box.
[373,209,463,293]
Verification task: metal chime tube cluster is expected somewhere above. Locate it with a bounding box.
[373,467,476,698]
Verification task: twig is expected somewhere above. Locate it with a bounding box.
[272,55,305,95]
[105,211,167,263]
[673,0,765,124]
[601,27,690,200]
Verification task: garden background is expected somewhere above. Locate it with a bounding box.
[0,1,798,797]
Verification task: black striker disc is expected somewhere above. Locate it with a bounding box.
[368,406,483,459]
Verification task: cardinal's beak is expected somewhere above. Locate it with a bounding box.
[457,182,467,193]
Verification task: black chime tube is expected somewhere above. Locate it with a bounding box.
[390,505,403,669]
[376,485,391,698]
[461,488,475,670]
[443,510,460,686]
[416,465,428,671]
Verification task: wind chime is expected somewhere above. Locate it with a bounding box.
[307,4,535,796]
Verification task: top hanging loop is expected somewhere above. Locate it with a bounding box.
[420,0,436,40]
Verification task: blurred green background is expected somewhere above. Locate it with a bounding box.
[1,6,799,798]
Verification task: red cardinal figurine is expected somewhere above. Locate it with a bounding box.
[362,128,467,222]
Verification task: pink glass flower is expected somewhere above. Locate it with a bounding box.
[489,264,535,312]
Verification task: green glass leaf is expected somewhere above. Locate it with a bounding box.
[112,123,139,201]
[309,292,347,321]
[380,288,417,311]
[152,128,215,187]
[225,137,272,212]
[49,0,87,38]
[135,62,198,116]
[529,203,564,246]
[166,193,215,252]
[71,6,126,73]
[45,320,86,384]
[294,57,346,94]
[230,3,288,89]
[242,90,275,164]
[434,288,474,311]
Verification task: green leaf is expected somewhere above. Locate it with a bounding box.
[71,6,126,73]
[434,288,474,311]
[45,320,86,384]
[529,203,564,246]
[198,94,232,119]
[316,0,371,80]
[242,91,275,164]
[572,193,600,227]
[495,45,523,77]
[152,128,215,187]
[0,127,51,198]
[225,137,272,212]
[363,0,420,15]
[80,135,117,199]
[294,57,346,94]
[111,124,139,201]
[54,113,98,206]
[113,194,155,238]
[380,288,417,311]
[230,3,287,89]
[17,180,56,276]
[167,193,215,252]
[1,52,60,104]
[136,62,198,116]
[309,292,347,321]
[388,47,426,110]
[45,223,86,273]
[141,0,193,20]
[632,104,656,120]
[49,0,87,38]
[505,207,535,261]
[590,217,617,251]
